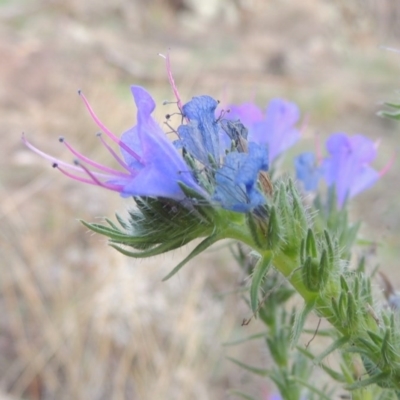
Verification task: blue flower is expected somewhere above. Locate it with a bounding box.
[227,99,301,162]
[176,95,221,164]
[295,152,322,191]
[23,86,204,201]
[175,95,271,212]
[213,142,269,212]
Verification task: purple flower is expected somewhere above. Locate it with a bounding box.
[23,86,204,200]
[322,133,380,207]
[227,98,301,162]
[295,152,322,191]
[295,133,390,208]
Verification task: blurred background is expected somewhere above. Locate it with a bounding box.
[1,0,400,399]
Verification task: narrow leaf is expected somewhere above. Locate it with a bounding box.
[223,332,268,346]
[291,300,315,347]
[162,234,219,281]
[315,336,350,364]
[226,357,269,376]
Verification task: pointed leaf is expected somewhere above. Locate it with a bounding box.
[162,234,220,281]
[291,300,315,347]
[346,372,390,391]
[223,332,268,346]
[226,357,269,376]
[315,336,350,364]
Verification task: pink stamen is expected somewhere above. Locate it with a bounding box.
[55,163,123,192]
[74,159,109,188]
[96,133,130,171]
[60,137,129,177]
[299,113,310,138]
[22,134,121,180]
[22,134,83,173]
[380,153,396,177]
[78,91,141,162]
[159,53,184,112]
[314,132,323,164]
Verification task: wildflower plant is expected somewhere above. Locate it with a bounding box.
[24,55,400,399]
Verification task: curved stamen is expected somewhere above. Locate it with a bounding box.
[74,159,111,188]
[380,153,396,177]
[22,134,83,173]
[78,91,141,162]
[54,163,123,192]
[59,137,129,177]
[159,53,183,112]
[96,133,130,171]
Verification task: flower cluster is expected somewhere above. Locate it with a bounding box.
[23,85,301,214]
[226,98,301,163]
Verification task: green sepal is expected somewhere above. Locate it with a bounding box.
[324,230,335,264]
[288,178,308,234]
[346,291,357,331]
[318,249,329,289]
[266,206,281,251]
[367,330,383,347]
[250,254,272,314]
[305,228,318,258]
[331,297,340,320]
[302,256,320,292]
[300,238,306,264]
[246,213,267,250]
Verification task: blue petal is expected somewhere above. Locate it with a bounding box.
[177,95,220,164]
[118,86,206,200]
[213,143,268,212]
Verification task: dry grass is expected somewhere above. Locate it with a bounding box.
[1,0,400,399]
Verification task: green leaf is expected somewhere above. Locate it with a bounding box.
[226,357,269,376]
[110,239,184,258]
[291,300,315,347]
[297,346,347,383]
[250,254,272,314]
[162,234,220,281]
[315,336,350,364]
[223,332,268,346]
[378,110,400,120]
[383,101,400,109]
[346,372,391,391]
[291,376,333,400]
